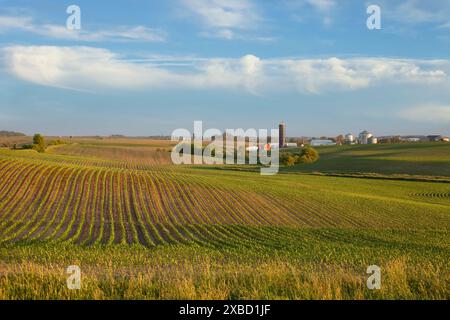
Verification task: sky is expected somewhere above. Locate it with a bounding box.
[0,0,450,137]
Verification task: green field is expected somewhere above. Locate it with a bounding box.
[0,140,449,299]
[290,142,450,177]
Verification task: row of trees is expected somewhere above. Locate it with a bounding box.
[177,143,320,167]
[0,130,26,137]
[280,147,319,166]
[14,134,66,152]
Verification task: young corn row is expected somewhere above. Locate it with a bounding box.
[31,167,79,240]
[7,165,68,242]
[0,153,363,246]
[0,164,57,237]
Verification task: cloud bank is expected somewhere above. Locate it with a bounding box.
[2,45,450,94]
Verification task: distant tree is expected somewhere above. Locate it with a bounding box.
[32,134,46,153]
[297,147,319,164]
[335,135,345,145]
[280,153,296,166]
[49,138,66,146]
[33,134,42,145]
[280,147,319,166]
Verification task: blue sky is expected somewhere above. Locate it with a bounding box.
[1,0,450,136]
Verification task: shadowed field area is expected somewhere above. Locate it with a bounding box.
[284,143,450,177]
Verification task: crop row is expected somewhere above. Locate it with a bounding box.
[0,154,361,246]
[2,151,445,246]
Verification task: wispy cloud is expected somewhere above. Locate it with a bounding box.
[399,105,450,123]
[180,0,262,40]
[0,15,166,42]
[181,0,260,29]
[285,0,337,26]
[2,45,450,94]
[307,0,336,11]
[377,0,450,26]
[438,22,450,29]
[0,15,32,29]
[198,29,236,40]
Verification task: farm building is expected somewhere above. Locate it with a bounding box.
[310,139,336,146]
[279,122,286,148]
[404,137,422,142]
[427,135,443,142]
[345,133,355,144]
[358,130,373,144]
[285,143,297,148]
[368,137,378,144]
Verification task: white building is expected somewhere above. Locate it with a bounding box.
[345,133,355,144]
[359,130,373,144]
[368,137,378,144]
[285,143,298,148]
[310,139,336,147]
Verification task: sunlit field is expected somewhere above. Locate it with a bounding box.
[0,139,449,299]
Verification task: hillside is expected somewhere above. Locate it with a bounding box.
[284,143,450,177]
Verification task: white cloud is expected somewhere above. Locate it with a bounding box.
[438,22,450,29]
[181,0,261,40]
[199,29,235,40]
[2,46,262,91]
[0,16,32,29]
[2,45,450,94]
[399,106,450,123]
[198,29,276,42]
[182,0,259,29]
[0,15,165,42]
[306,0,336,12]
[271,57,448,93]
[286,0,337,26]
[377,0,450,25]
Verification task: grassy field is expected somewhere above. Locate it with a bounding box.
[288,142,450,177]
[0,140,449,299]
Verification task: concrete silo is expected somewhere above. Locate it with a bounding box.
[279,122,286,148]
